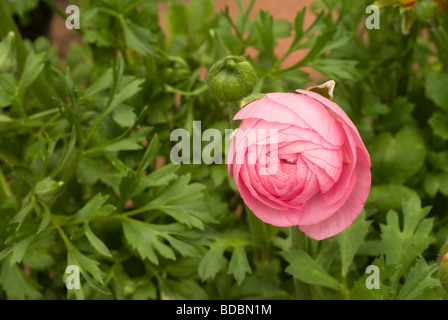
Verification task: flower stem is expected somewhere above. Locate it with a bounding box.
[290,226,311,300]
[227,101,241,129]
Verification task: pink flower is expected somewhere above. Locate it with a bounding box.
[227,89,371,240]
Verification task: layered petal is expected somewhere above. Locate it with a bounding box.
[299,149,371,240]
[228,89,371,240]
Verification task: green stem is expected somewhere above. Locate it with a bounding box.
[227,101,241,129]
[227,100,273,277]
[290,226,311,300]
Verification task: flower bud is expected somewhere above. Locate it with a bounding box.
[35,177,64,202]
[207,56,257,103]
[439,240,448,294]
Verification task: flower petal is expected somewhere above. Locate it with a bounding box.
[299,151,371,240]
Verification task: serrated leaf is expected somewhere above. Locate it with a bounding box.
[85,224,112,258]
[121,21,157,57]
[380,197,434,280]
[67,243,105,289]
[349,256,396,300]
[20,52,45,89]
[139,174,215,228]
[228,245,252,284]
[70,194,111,224]
[112,105,136,128]
[122,219,186,265]
[1,258,43,300]
[82,68,113,100]
[102,127,152,152]
[10,197,35,231]
[282,248,340,290]
[144,174,205,207]
[198,244,227,281]
[107,78,145,113]
[135,164,179,194]
[76,156,109,185]
[397,257,440,300]
[337,211,371,277]
[10,234,36,265]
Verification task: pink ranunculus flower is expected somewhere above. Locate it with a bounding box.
[227,88,371,240]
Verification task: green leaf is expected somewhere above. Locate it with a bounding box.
[135,164,179,194]
[102,126,152,152]
[22,232,56,270]
[210,164,227,187]
[425,72,448,111]
[37,202,51,234]
[106,77,145,115]
[428,111,448,140]
[273,19,292,38]
[369,129,426,184]
[198,244,227,281]
[70,194,111,224]
[132,281,157,300]
[255,10,275,62]
[76,156,109,185]
[0,78,15,108]
[380,197,434,280]
[136,133,161,177]
[424,172,440,197]
[144,174,205,207]
[9,234,36,265]
[1,258,43,300]
[121,20,157,57]
[66,242,107,293]
[349,256,396,300]
[291,9,324,51]
[336,211,371,277]
[310,59,360,81]
[0,31,15,72]
[139,174,215,229]
[228,245,252,284]
[20,52,45,89]
[397,257,440,300]
[81,68,113,100]
[112,105,136,128]
[366,184,418,210]
[122,219,191,265]
[282,248,340,290]
[85,224,112,258]
[10,197,35,231]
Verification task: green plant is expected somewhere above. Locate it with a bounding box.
[0,0,447,300]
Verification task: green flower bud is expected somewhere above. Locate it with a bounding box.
[35,177,64,202]
[207,56,257,103]
[439,240,448,294]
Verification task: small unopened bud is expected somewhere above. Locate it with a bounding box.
[35,177,64,202]
[439,240,448,294]
[207,56,257,103]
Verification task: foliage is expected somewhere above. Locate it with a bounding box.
[0,0,447,300]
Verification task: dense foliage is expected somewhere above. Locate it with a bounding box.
[0,0,447,300]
